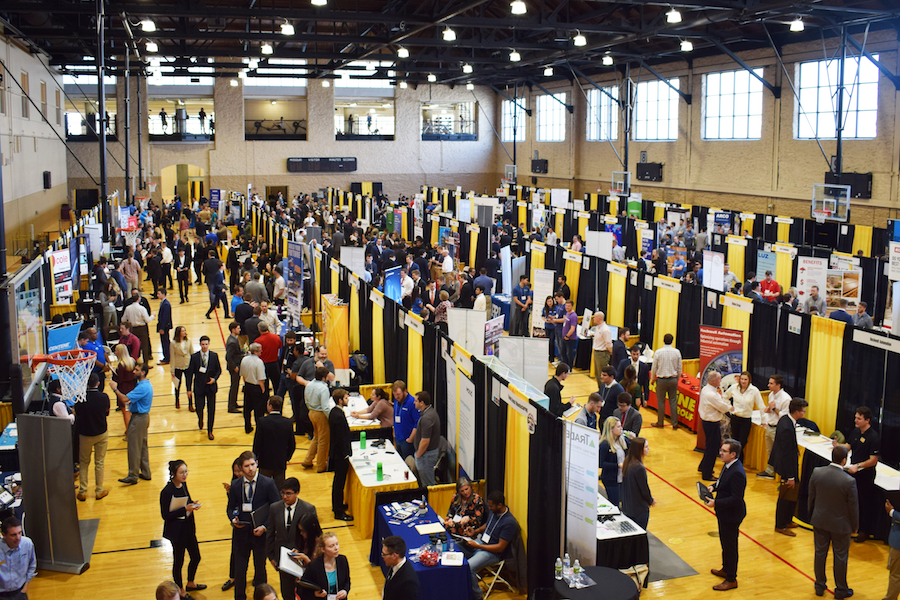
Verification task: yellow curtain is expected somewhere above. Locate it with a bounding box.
[608,198,619,217]
[362,182,373,197]
[430,219,439,247]
[503,392,530,549]
[402,208,409,239]
[742,217,755,236]
[852,225,873,257]
[371,293,386,383]
[726,238,745,282]
[653,278,680,351]
[407,315,424,393]
[554,211,563,240]
[589,193,599,211]
[252,208,258,238]
[282,228,288,257]
[530,243,545,286]
[805,316,845,436]
[721,294,752,371]
[349,277,360,352]
[564,252,581,307]
[578,215,589,241]
[654,206,665,222]
[518,203,527,229]
[331,261,339,293]
[322,296,350,368]
[775,247,793,292]
[469,228,479,269]
[607,268,626,328]
[776,220,791,243]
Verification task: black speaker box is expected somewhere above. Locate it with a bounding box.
[636,162,663,182]
[43,171,51,190]
[531,159,548,174]
[824,172,872,199]
[74,189,100,210]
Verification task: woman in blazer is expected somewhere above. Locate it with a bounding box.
[599,416,629,506]
[298,532,350,600]
[621,437,656,529]
[170,326,192,410]
[159,460,206,599]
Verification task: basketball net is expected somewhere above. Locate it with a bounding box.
[118,228,141,248]
[35,349,96,404]
[813,210,831,224]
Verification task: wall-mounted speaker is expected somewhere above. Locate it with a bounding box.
[636,162,663,182]
[43,171,51,190]
[531,159,548,174]
[824,172,872,199]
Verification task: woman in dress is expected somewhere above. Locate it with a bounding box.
[112,344,136,429]
[159,460,205,600]
[170,326,192,410]
[442,476,486,536]
[723,370,764,462]
[599,416,629,506]
[298,532,350,600]
[541,296,556,362]
[620,437,656,529]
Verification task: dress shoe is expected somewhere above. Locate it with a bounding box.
[175,400,181,409]
[785,522,798,529]
[77,493,86,502]
[710,568,726,578]
[189,405,195,412]
[118,477,138,485]
[815,586,825,596]
[186,584,207,592]
[198,421,204,430]
[159,361,169,365]
[221,580,235,592]
[300,463,313,469]
[208,432,215,440]
[775,527,796,537]
[334,514,354,521]
[713,581,738,591]
[834,589,854,599]
[702,475,718,482]
[228,409,241,414]
[651,423,663,428]
[138,474,152,481]
[853,532,869,543]
[756,471,775,479]
[96,490,109,500]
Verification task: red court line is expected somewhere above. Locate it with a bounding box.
[644,465,833,595]
[213,308,227,346]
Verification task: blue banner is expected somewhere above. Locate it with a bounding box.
[47,322,82,354]
[210,189,221,211]
[757,250,777,278]
[384,265,402,302]
[605,223,622,245]
[286,240,303,320]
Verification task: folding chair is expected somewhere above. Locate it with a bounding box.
[476,559,516,599]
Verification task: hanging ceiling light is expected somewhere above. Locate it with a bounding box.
[261,43,273,55]
[510,0,527,15]
[509,50,521,62]
[462,64,473,74]
[573,32,587,47]
[230,79,239,87]
[145,41,158,53]
[281,21,295,36]
[442,27,456,41]
[680,39,693,52]
[238,70,247,79]
[140,19,156,32]
[467,82,475,90]
[322,80,330,87]
[790,17,804,32]
[249,58,260,70]
[399,81,408,88]
[666,8,682,24]
[149,57,161,68]
[544,66,553,76]
[311,0,327,5]
[602,54,614,66]
[397,47,409,58]
[427,73,437,82]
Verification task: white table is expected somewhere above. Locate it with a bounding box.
[346,439,418,537]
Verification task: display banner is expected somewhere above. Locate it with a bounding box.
[757,250,778,279]
[825,266,862,314]
[457,368,476,478]
[500,245,512,295]
[531,268,555,335]
[702,250,726,292]
[47,322,82,353]
[445,352,458,452]
[640,228,655,255]
[797,256,828,308]
[699,326,744,388]
[384,266,402,302]
[564,421,600,566]
[484,316,504,356]
[627,193,642,218]
[890,242,900,281]
[50,248,73,304]
[286,240,304,320]
[500,385,538,434]
[605,222,622,246]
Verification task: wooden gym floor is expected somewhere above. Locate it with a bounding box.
[29,280,892,600]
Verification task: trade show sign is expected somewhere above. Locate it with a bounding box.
[564,421,599,566]
[699,326,744,388]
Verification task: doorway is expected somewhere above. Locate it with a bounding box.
[160,164,207,202]
[266,186,288,205]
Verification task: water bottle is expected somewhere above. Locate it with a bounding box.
[360,431,366,450]
[573,559,582,574]
[563,552,571,575]
[376,461,383,481]
[554,557,563,580]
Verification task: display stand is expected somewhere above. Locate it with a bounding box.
[18,414,97,574]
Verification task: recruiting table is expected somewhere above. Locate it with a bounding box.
[369,503,473,600]
[553,566,640,600]
[343,393,382,440]
[646,374,701,432]
[595,494,649,571]
[344,439,418,537]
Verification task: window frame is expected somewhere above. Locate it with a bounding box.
[501,97,527,142]
[586,86,619,142]
[536,92,567,142]
[794,54,879,140]
[702,68,764,141]
[633,78,680,142]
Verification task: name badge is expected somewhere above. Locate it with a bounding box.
[242,502,252,513]
[199,367,207,374]
[453,514,463,523]
[481,532,491,543]
[327,595,338,600]
[395,415,401,423]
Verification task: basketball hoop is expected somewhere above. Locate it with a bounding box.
[31,349,96,404]
[117,227,142,248]
[813,210,831,224]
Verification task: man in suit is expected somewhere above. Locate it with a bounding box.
[174,247,191,303]
[611,327,630,371]
[614,394,642,435]
[706,438,746,591]
[185,335,222,440]
[266,477,317,600]
[808,445,858,599]
[156,289,172,365]
[227,451,280,600]
[329,390,354,521]
[769,398,808,536]
[884,497,900,600]
[616,345,651,404]
[381,535,420,600]
[253,395,295,487]
[225,321,243,414]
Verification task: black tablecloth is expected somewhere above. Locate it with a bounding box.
[575,338,592,371]
[596,532,649,570]
[553,566,639,600]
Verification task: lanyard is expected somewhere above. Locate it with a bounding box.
[484,509,507,540]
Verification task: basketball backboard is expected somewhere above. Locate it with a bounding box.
[811,183,850,223]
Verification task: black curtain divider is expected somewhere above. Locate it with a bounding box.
[694,206,708,231]
[357,283,374,380]
[744,239,759,277]
[562,210,577,243]
[527,405,564,598]
[858,256,878,312]
[747,301,779,390]
[789,220,805,246]
[837,331,885,437]
[751,214,765,239]
[774,308,810,397]
[382,301,400,382]
[589,212,602,231]
[642,200,655,222]
[624,268,641,332]
[676,281,702,359]
[596,258,610,313]
[433,333,450,442]
[874,258,889,326]
[458,224,470,266]
[422,323,439,412]
[873,228,889,257]
[545,245,561,275]
[576,257,596,315]
[319,254,332,295]
[484,371,508,491]
[622,218,638,260]
[639,274,657,346]
[702,290,723,327]
[447,191,457,214]
[337,267,351,303]
[474,225,490,273]
[881,352,900,468]
[763,217,777,242]
[710,233,727,256]
[836,224,855,254]
[471,359,488,481]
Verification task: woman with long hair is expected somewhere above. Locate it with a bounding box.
[170,326,192,410]
[113,344,136,429]
[723,370,764,461]
[541,296,556,362]
[442,476,486,537]
[350,388,393,441]
[621,437,656,529]
[298,532,350,600]
[599,416,629,506]
[159,460,205,600]
[620,364,643,408]
[292,512,324,567]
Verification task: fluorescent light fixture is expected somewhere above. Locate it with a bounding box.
[510,0,526,15]
[261,43,273,55]
[83,55,95,61]
[666,8,682,23]
[140,19,156,32]
[466,82,474,90]
[442,27,456,41]
[509,50,521,62]
[399,81,408,89]
[680,39,693,52]
[544,66,553,76]
[322,80,330,87]
[790,17,804,32]
[366,62,376,71]
[397,47,409,58]
[230,79,239,87]
[462,64,473,74]
[573,33,586,47]
[242,57,250,64]
[602,55,614,66]
[311,0,327,5]
[207,57,214,63]
[271,100,277,105]
[238,70,247,79]
[382,103,391,108]
[149,58,161,68]
[368,108,376,113]
[349,103,357,107]
[249,59,260,70]
[427,73,437,82]
[281,22,294,36]
[428,104,439,109]
[145,41,158,53]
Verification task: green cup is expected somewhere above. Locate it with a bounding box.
[376,461,383,481]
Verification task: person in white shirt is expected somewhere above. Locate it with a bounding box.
[123,293,154,366]
[723,371,765,463]
[612,239,625,263]
[757,374,792,479]
[160,242,174,290]
[546,229,558,246]
[698,371,732,481]
[441,248,454,274]
[400,268,414,303]
[272,267,286,306]
[473,284,487,313]
[589,312,613,389]
[259,302,282,334]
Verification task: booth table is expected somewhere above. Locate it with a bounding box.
[646,374,701,432]
[369,503,473,600]
[491,294,511,330]
[695,411,769,473]
[553,566,640,600]
[595,494,649,571]
[343,394,382,439]
[344,440,418,537]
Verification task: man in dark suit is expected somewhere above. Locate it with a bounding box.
[706,438,746,592]
[381,535,420,600]
[613,394,642,435]
[156,289,172,365]
[226,239,241,292]
[227,451,281,600]
[174,247,191,303]
[265,477,317,600]
[611,327,630,370]
[253,395,295,487]
[225,321,244,414]
[329,390,354,521]
[185,335,222,440]
[769,398,808,537]
[808,446,858,599]
[616,345,651,403]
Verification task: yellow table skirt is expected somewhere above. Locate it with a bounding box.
[344,466,417,537]
[349,421,380,433]
[744,422,768,473]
